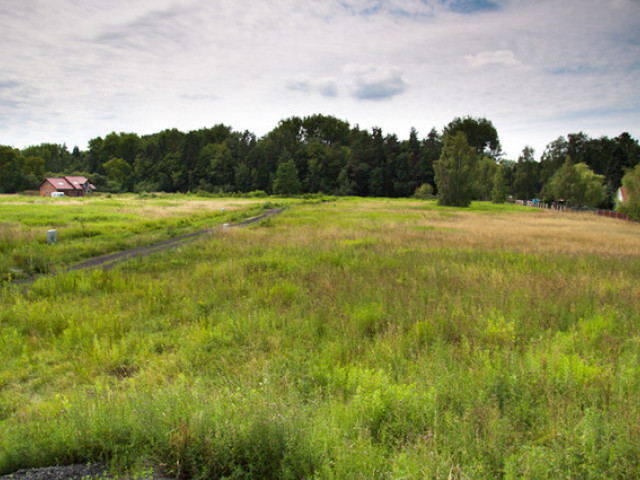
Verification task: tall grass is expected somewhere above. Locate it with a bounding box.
[1,198,639,478]
[0,194,275,280]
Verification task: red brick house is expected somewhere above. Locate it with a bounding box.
[38,176,95,197]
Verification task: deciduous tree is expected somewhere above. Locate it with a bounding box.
[491,165,507,203]
[544,157,605,207]
[103,157,132,192]
[513,146,541,200]
[443,116,501,158]
[434,132,477,207]
[272,151,301,195]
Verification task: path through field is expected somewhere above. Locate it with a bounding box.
[18,208,283,283]
[2,209,283,479]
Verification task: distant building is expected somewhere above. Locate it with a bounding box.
[616,187,628,205]
[38,176,95,197]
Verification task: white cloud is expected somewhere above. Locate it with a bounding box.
[0,0,638,157]
[465,50,522,68]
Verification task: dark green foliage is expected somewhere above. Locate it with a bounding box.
[443,116,502,158]
[513,146,541,200]
[235,162,253,193]
[540,133,640,206]
[20,143,74,172]
[475,157,498,200]
[417,128,441,192]
[272,151,301,195]
[434,132,478,207]
[2,116,638,201]
[103,157,133,192]
[0,146,30,193]
[543,157,606,206]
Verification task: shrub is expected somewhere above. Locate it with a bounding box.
[414,183,434,200]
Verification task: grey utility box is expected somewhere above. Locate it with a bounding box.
[47,229,57,245]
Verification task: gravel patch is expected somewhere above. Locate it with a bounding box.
[0,464,175,480]
[0,464,109,480]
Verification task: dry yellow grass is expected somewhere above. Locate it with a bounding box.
[416,208,640,256]
[119,199,262,219]
[255,201,640,258]
[0,194,263,220]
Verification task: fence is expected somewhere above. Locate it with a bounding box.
[595,210,633,222]
[515,200,636,222]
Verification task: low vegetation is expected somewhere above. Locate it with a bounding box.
[1,196,639,479]
[0,194,273,281]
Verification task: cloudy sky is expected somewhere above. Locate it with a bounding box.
[1,0,639,158]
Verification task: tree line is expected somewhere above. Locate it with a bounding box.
[1,114,638,210]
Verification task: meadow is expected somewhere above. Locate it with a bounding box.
[0,196,639,479]
[0,194,270,281]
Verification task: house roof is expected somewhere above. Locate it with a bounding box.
[39,176,94,191]
[42,177,74,190]
[65,176,91,188]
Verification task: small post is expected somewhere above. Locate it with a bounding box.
[47,229,57,245]
[223,223,230,232]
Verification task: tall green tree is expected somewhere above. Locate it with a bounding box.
[475,156,498,200]
[272,151,301,195]
[234,162,252,193]
[544,157,605,207]
[443,116,501,158]
[103,157,132,192]
[0,146,29,193]
[210,143,235,191]
[491,165,508,203]
[434,132,477,207]
[417,128,441,193]
[540,137,569,185]
[20,143,72,173]
[513,146,541,200]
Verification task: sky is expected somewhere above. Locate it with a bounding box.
[1,0,639,159]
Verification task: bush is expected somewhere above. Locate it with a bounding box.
[414,183,434,199]
[244,190,268,198]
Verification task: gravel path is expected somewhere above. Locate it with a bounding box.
[67,208,283,272]
[0,464,174,480]
[13,208,282,284]
[0,464,108,480]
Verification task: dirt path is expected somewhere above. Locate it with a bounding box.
[16,208,283,284]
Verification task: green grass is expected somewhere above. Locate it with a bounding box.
[0,197,639,479]
[0,194,287,280]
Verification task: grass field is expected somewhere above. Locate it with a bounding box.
[0,193,273,281]
[1,196,639,479]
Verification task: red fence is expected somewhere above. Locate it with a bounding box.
[515,200,636,222]
[595,210,634,222]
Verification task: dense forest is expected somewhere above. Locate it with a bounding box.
[1,114,639,209]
